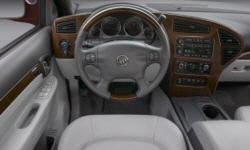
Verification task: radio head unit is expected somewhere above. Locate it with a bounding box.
[176,38,213,58]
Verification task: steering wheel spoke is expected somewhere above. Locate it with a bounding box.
[95,78,110,97]
[145,45,162,64]
[96,78,110,91]
[80,47,99,66]
[136,77,150,97]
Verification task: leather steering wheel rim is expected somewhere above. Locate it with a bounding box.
[75,3,170,100]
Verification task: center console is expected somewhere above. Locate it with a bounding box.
[161,15,244,97]
[170,35,216,96]
[175,37,213,78]
[171,96,230,132]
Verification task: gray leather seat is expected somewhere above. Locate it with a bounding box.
[235,106,250,121]
[58,115,186,150]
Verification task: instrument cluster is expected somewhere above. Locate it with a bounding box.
[85,14,157,47]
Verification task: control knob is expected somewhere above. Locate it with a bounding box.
[177,39,184,45]
[203,64,210,71]
[178,62,185,70]
[59,40,71,56]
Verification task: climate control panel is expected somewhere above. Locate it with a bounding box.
[176,37,213,58]
[176,61,211,74]
[176,77,207,86]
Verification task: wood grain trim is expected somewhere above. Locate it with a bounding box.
[162,14,245,97]
[0,64,43,114]
[110,94,137,101]
[52,14,89,58]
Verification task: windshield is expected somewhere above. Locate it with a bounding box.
[72,0,250,14]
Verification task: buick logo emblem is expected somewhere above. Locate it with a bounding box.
[116,55,129,66]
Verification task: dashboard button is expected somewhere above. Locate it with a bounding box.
[176,77,207,86]
[85,53,96,63]
[148,52,160,63]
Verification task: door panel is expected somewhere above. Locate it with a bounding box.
[0,64,44,114]
[0,75,58,150]
[0,27,51,97]
[0,27,55,150]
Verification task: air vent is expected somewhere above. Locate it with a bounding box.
[56,20,76,33]
[218,29,240,46]
[173,19,210,33]
[218,29,241,65]
[221,47,240,65]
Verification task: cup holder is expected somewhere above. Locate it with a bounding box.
[202,105,220,119]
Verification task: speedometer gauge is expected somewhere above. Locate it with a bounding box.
[101,16,121,36]
[124,17,143,36]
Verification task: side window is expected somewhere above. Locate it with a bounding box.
[0,0,40,54]
[0,0,25,18]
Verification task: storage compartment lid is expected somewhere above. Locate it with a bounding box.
[190,121,250,150]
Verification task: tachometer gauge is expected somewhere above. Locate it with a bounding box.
[101,16,121,36]
[124,17,143,36]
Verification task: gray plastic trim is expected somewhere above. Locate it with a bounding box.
[151,88,194,150]
[56,58,79,79]
[0,76,58,150]
[219,59,250,82]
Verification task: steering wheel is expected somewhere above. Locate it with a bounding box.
[75,4,170,100]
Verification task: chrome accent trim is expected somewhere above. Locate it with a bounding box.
[116,55,129,66]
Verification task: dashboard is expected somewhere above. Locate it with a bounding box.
[52,9,246,97]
